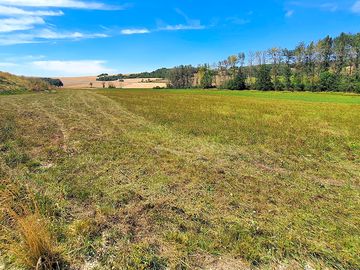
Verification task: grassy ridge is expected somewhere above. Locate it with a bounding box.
[0,89,359,269]
[0,71,51,94]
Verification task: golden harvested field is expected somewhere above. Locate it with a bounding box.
[59,76,167,89]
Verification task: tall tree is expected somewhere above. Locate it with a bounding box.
[255,65,274,90]
[318,35,333,72]
[282,48,294,90]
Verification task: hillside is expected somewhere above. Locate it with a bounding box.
[0,89,359,270]
[0,71,51,93]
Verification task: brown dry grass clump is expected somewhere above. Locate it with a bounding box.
[0,181,63,270]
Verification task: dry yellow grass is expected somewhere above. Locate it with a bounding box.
[0,181,62,270]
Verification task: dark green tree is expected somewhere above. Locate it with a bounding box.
[318,71,339,91]
[225,69,246,90]
[255,65,274,90]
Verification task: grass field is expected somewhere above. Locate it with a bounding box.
[0,89,359,270]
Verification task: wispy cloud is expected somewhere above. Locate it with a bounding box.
[0,0,116,44]
[31,60,114,76]
[0,0,121,10]
[352,0,360,13]
[0,5,64,16]
[0,62,18,67]
[289,1,338,12]
[285,10,294,17]
[121,28,150,35]
[226,16,250,25]
[0,28,108,45]
[35,29,108,39]
[157,8,205,32]
[158,24,205,31]
[0,16,45,32]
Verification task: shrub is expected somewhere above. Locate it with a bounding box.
[108,83,116,89]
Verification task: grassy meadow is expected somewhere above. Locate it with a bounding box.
[0,89,359,270]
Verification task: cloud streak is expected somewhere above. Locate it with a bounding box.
[0,5,64,16]
[0,0,120,10]
[121,28,150,35]
[0,16,45,32]
[352,0,360,13]
[0,28,108,45]
[31,60,114,76]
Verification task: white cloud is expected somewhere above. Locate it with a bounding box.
[0,0,116,10]
[0,16,45,32]
[285,10,294,17]
[320,3,338,12]
[352,1,360,13]
[0,62,18,67]
[121,28,150,35]
[158,24,205,31]
[0,5,63,16]
[156,8,205,32]
[35,29,108,39]
[0,29,108,45]
[226,17,250,25]
[289,2,338,12]
[0,1,115,44]
[31,60,114,76]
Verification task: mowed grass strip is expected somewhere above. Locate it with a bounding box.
[0,89,359,269]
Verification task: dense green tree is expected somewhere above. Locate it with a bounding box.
[255,65,274,90]
[318,72,339,91]
[318,35,333,72]
[225,69,246,90]
[282,48,294,90]
[199,66,214,88]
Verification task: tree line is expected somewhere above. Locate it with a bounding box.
[167,32,360,92]
[97,68,170,81]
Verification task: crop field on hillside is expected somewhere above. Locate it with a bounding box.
[0,89,359,270]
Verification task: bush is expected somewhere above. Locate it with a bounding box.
[108,83,116,89]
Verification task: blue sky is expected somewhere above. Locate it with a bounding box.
[0,0,360,76]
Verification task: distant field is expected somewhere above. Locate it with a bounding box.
[59,76,167,89]
[0,89,359,270]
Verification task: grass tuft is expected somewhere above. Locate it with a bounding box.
[0,181,64,270]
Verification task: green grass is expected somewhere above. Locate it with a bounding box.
[121,88,360,104]
[0,89,359,269]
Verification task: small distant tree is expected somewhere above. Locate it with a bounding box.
[108,82,116,89]
[89,82,93,88]
[255,65,274,90]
